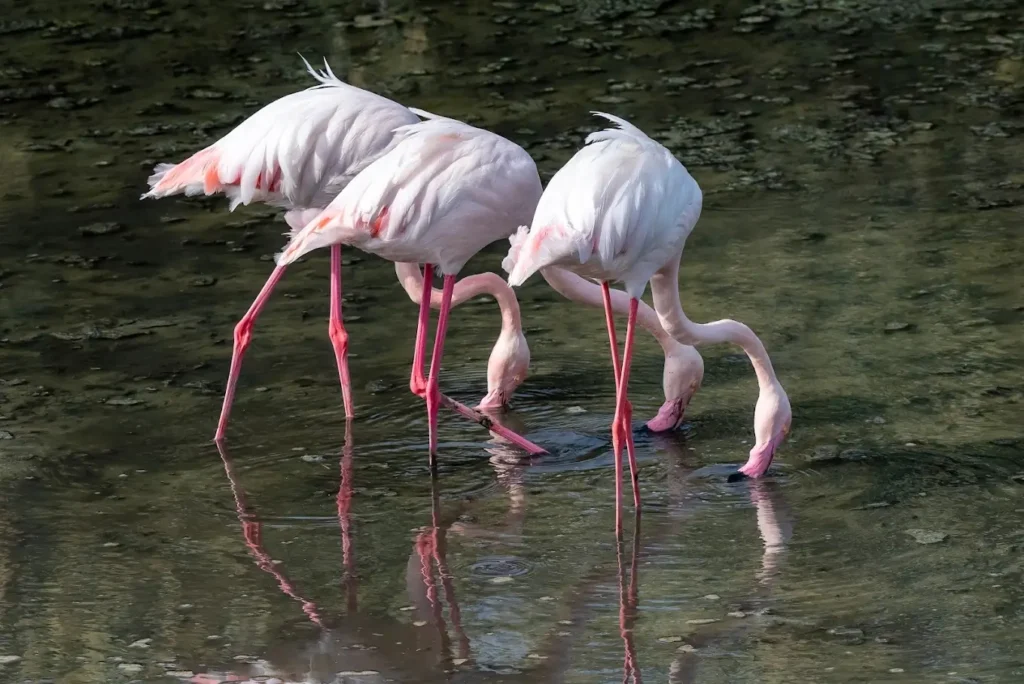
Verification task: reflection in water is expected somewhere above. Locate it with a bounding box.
[217,442,325,629]
[338,421,357,614]
[617,512,642,684]
[409,475,471,669]
[4,0,1024,678]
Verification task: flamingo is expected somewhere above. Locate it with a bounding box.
[506,112,791,526]
[141,58,421,440]
[275,111,546,462]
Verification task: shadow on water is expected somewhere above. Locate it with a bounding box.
[1,0,1023,681]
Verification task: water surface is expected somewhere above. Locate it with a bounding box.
[1,0,1023,682]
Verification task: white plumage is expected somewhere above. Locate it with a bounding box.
[276,112,543,274]
[141,57,419,213]
[507,112,702,298]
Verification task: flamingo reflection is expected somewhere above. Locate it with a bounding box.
[617,511,642,684]
[216,440,325,628]
[407,474,472,668]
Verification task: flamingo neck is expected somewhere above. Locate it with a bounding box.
[396,263,521,334]
[650,257,777,391]
[539,266,679,355]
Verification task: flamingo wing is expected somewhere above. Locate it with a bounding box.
[141,57,419,211]
[276,117,541,271]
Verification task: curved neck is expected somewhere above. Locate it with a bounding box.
[539,266,677,355]
[396,263,521,332]
[650,258,777,390]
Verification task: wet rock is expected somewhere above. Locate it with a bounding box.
[905,529,948,544]
[489,575,514,584]
[884,321,913,333]
[0,431,13,440]
[117,663,143,674]
[0,655,21,665]
[47,96,101,110]
[827,627,865,644]
[51,319,175,342]
[105,397,144,406]
[128,638,151,649]
[658,635,683,642]
[352,14,394,28]
[189,275,217,287]
[686,618,719,625]
[79,221,124,236]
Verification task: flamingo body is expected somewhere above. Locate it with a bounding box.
[507,113,701,298]
[506,112,791,528]
[277,112,545,458]
[278,112,542,274]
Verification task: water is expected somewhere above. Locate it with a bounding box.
[1,0,1023,681]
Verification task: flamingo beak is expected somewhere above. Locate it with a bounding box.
[736,426,789,479]
[645,398,686,432]
[476,389,505,411]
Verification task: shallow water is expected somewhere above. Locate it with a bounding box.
[1,0,1023,682]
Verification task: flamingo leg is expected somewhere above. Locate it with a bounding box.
[214,264,288,442]
[621,299,641,512]
[601,283,624,530]
[602,285,642,529]
[425,275,456,463]
[612,298,641,522]
[410,263,434,397]
[329,245,354,418]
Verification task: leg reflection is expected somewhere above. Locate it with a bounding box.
[216,442,324,627]
[408,474,471,667]
[338,419,357,613]
[617,509,642,684]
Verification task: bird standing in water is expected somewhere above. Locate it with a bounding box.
[507,112,791,528]
[141,59,539,452]
[403,261,705,429]
[276,111,545,462]
[142,59,420,440]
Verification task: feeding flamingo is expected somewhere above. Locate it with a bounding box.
[402,260,704,429]
[506,112,791,527]
[141,58,420,440]
[275,111,546,462]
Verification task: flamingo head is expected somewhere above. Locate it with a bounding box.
[738,380,792,478]
[477,325,530,411]
[646,340,704,432]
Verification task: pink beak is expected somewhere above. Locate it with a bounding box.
[645,398,686,433]
[737,431,786,479]
[476,389,505,411]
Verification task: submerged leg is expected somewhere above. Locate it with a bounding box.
[425,275,456,464]
[215,265,288,442]
[329,245,354,418]
[410,263,434,397]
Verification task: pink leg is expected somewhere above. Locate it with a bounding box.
[601,283,624,531]
[612,299,642,523]
[329,245,354,418]
[602,286,642,526]
[426,275,456,463]
[214,265,287,442]
[410,263,434,397]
